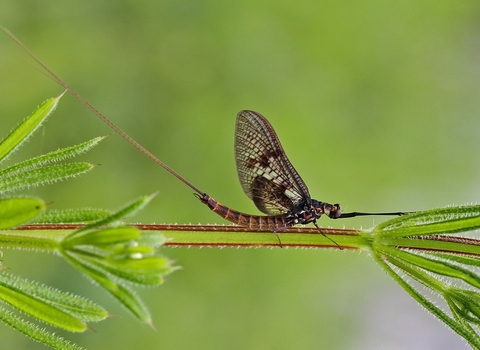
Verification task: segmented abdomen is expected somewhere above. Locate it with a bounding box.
[198,194,289,230]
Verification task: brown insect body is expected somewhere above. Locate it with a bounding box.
[197,194,289,230]
[197,193,342,231]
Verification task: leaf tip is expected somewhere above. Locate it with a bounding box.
[57,90,68,100]
[147,320,157,332]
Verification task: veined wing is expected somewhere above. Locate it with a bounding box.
[234,110,311,215]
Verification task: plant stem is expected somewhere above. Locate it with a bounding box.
[12,224,363,249]
[9,224,480,253]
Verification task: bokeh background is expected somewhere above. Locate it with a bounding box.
[1,1,480,349]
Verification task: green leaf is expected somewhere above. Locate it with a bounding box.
[374,205,480,237]
[0,304,81,350]
[62,225,171,286]
[63,226,140,248]
[379,246,480,290]
[69,194,155,238]
[0,273,109,323]
[370,205,480,349]
[63,251,152,325]
[0,136,105,180]
[75,250,170,286]
[136,230,167,247]
[374,252,480,349]
[34,208,112,224]
[446,288,480,327]
[0,162,94,194]
[0,275,88,332]
[0,197,45,229]
[0,93,170,347]
[55,195,172,324]
[429,252,480,268]
[0,95,62,163]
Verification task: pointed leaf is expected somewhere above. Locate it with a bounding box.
[70,194,155,238]
[64,251,152,324]
[447,288,480,326]
[0,197,45,229]
[0,95,62,163]
[0,163,94,194]
[63,226,140,248]
[373,252,480,348]
[76,251,170,286]
[0,305,81,350]
[380,246,480,290]
[0,273,109,323]
[375,205,480,237]
[33,208,112,224]
[0,278,87,332]
[0,136,105,180]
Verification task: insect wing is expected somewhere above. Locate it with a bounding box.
[234,110,310,215]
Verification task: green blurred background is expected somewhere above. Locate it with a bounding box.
[1,1,480,349]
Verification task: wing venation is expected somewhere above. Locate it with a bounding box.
[234,110,311,215]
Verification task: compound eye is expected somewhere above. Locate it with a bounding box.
[332,204,342,218]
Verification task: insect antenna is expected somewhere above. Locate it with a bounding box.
[338,211,412,218]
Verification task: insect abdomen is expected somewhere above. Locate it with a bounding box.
[198,194,288,230]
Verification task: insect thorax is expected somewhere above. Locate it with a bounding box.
[286,199,342,226]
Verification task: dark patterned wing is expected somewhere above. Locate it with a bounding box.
[234,110,311,215]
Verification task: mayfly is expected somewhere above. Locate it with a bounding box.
[2,27,409,247]
[197,110,408,243]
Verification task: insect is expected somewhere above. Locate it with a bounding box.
[3,28,409,247]
[196,111,408,246]
[196,110,345,230]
